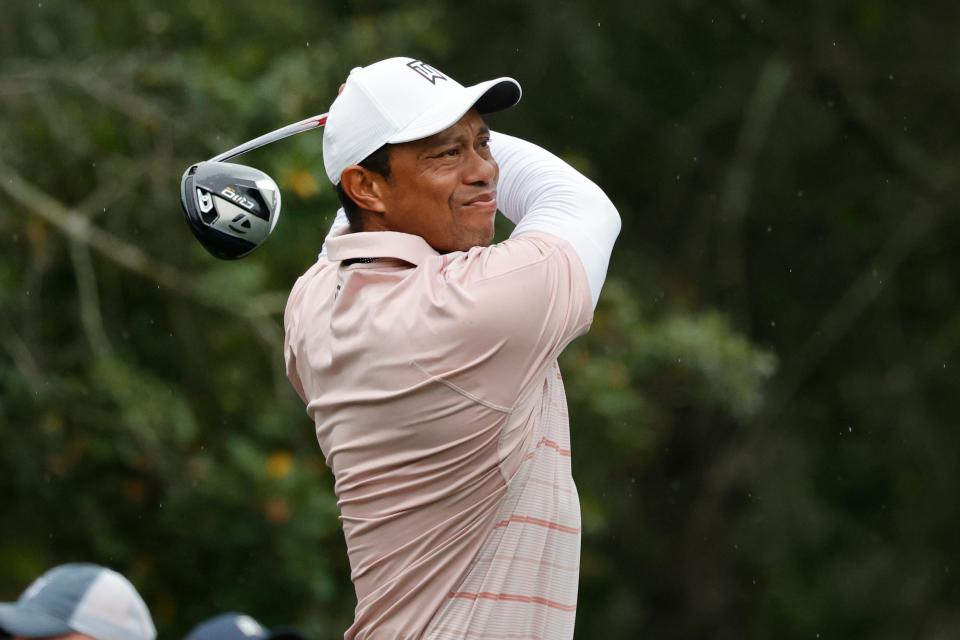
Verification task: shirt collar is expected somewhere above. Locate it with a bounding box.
[326,231,439,266]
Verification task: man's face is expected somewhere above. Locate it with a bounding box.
[376,110,499,253]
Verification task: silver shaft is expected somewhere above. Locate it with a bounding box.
[210,113,328,162]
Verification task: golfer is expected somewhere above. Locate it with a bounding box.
[284,57,620,639]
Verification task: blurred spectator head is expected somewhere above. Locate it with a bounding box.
[0,563,155,640]
[184,613,305,640]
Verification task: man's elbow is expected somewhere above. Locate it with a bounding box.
[586,184,621,241]
[603,196,621,238]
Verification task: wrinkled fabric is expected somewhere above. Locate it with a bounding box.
[284,230,592,639]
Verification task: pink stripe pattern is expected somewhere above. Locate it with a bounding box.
[449,592,578,612]
[425,362,580,639]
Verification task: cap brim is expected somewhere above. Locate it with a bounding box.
[387,77,522,144]
[0,604,74,638]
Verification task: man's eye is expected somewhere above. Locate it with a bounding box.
[478,137,491,148]
[442,148,460,157]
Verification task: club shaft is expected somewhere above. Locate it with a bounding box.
[210,113,328,162]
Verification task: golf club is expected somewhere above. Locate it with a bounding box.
[180,113,327,260]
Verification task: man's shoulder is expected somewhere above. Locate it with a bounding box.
[283,258,336,330]
[440,231,582,286]
[406,233,594,412]
[423,232,592,344]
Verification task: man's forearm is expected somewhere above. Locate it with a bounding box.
[491,131,621,308]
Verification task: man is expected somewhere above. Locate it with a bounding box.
[183,613,305,640]
[284,57,620,639]
[0,563,156,640]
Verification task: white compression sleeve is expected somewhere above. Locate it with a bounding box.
[318,207,351,259]
[491,131,621,308]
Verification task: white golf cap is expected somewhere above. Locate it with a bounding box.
[322,57,522,184]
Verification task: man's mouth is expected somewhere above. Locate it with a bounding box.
[464,192,496,207]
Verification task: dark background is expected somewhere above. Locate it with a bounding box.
[2,1,958,638]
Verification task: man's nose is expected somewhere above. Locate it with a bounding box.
[464,148,497,185]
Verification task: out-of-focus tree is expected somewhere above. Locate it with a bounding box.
[1,1,957,639]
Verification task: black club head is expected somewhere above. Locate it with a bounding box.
[180,161,281,260]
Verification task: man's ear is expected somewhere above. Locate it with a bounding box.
[340,166,387,213]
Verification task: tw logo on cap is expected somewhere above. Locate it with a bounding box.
[406,60,448,85]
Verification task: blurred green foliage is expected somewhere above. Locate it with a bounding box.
[2,1,958,639]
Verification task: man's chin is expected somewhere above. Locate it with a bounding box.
[431,224,496,254]
[473,225,497,249]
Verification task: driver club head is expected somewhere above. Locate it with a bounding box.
[179,112,326,260]
[180,161,281,260]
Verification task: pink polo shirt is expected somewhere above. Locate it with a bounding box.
[284,229,593,639]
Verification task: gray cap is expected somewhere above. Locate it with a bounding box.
[0,563,156,640]
[183,613,305,640]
